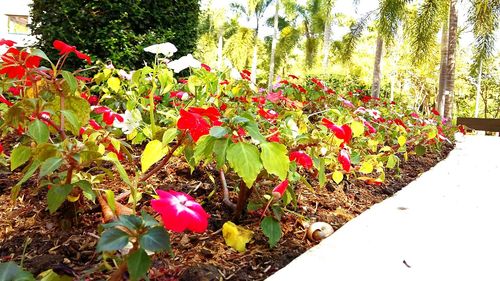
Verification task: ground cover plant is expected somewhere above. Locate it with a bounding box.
[0,40,455,280]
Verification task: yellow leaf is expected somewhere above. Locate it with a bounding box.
[332,170,344,184]
[351,121,364,138]
[368,139,378,152]
[98,144,105,155]
[397,135,407,146]
[222,221,254,253]
[67,194,80,202]
[359,162,374,174]
[107,77,121,93]
[110,138,121,153]
[427,128,438,140]
[141,140,168,173]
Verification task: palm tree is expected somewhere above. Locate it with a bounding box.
[231,0,273,84]
[321,0,336,69]
[268,0,280,91]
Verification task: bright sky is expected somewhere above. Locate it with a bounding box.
[201,0,499,53]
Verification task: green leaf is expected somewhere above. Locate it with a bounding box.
[415,145,426,156]
[359,162,374,174]
[30,48,51,63]
[75,180,95,202]
[318,158,326,188]
[350,151,361,165]
[0,262,35,281]
[107,77,121,93]
[39,269,73,281]
[226,142,262,188]
[47,96,90,135]
[39,157,63,178]
[61,70,78,94]
[28,119,49,144]
[47,184,73,214]
[332,170,344,184]
[260,216,282,248]
[386,154,399,169]
[102,152,131,186]
[118,215,143,231]
[105,190,116,212]
[127,249,151,281]
[13,160,42,198]
[194,135,215,165]
[213,138,230,169]
[10,145,32,171]
[243,122,266,143]
[139,226,171,252]
[427,128,438,140]
[96,228,129,252]
[351,121,364,138]
[209,126,228,138]
[260,142,289,180]
[162,128,178,146]
[61,110,80,133]
[141,140,168,173]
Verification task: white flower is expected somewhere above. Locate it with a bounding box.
[167,54,201,73]
[118,69,132,81]
[181,92,190,101]
[367,109,381,119]
[144,42,177,57]
[113,109,142,135]
[230,68,241,80]
[287,119,299,138]
[320,147,328,156]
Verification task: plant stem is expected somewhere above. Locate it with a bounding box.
[140,134,186,182]
[219,169,236,210]
[233,181,252,222]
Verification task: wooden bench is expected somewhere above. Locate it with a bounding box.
[456,117,500,133]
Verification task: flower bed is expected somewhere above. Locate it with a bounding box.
[0,40,455,280]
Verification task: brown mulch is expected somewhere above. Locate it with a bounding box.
[0,142,454,280]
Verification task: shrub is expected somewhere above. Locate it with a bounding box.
[29,0,200,69]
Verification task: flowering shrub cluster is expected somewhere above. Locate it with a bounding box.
[0,40,454,278]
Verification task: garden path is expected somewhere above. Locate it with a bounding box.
[267,135,500,281]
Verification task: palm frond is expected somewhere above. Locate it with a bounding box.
[377,0,412,43]
[469,0,500,67]
[338,11,374,62]
[410,0,448,64]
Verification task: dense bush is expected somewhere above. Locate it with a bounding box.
[29,0,200,69]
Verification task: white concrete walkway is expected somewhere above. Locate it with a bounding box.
[268,136,500,281]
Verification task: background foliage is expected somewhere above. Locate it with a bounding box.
[29,0,200,69]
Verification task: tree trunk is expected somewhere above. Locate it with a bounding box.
[444,0,458,120]
[437,20,449,115]
[251,19,259,84]
[217,29,223,70]
[321,2,335,69]
[371,35,383,98]
[474,60,482,118]
[268,0,280,91]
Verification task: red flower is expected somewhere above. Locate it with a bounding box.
[219,79,229,85]
[363,120,377,134]
[393,118,408,130]
[457,125,466,134]
[93,106,123,125]
[106,143,125,161]
[53,40,91,64]
[311,78,326,90]
[0,48,41,79]
[0,39,15,47]
[360,95,372,103]
[288,74,299,79]
[410,112,419,118]
[201,63,211,72]
[252,96,266,105]
[272,179,289,198]
[289,151,313,169]
[7,86,21,96]
[258,107,279,121]
[240,69,251,81]
[89,119,102,130]
[322,118,352,145]
[338,149,351,172]
[220,103,227,111]
[279,79,289,85]
[431,109,440,116]
[178,79,188,84]
[151,190,210,233]
[0,142,3,154]
[267,128,280,142]
[326,88,335,95]
[177,107,221,142]
[0,95,13,107]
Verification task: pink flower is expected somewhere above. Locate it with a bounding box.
[338,149,351,172]
[272,179,289,198]
[363,120,376,134]
[266,90,284,103]
[289,151,313,169]
[151,190,209,233]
